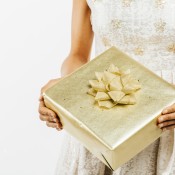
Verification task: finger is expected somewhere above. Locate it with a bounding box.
[46,121,60,128]
[39,114,62,128]
[158,120,175,128]
[39,114,49,121]
[38,100,61,123]
[39,113,58,123]
[39,112,58,123]
[39,101,57,118]
[162,125,175,131]
[57,121,63,129]
[56,122,63,131]
[162,103,175,114]
[157,113,175,123]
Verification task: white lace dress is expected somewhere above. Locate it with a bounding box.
[55,0,175,174]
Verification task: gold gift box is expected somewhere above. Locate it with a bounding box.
[43,47,175,170]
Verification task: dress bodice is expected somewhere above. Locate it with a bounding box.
[87,0,175,83]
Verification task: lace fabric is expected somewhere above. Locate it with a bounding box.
[55,1,175,174]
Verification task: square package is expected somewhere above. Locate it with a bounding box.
[43,47,175,170]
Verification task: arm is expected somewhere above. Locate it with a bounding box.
[38,0,93,130]
[61,0,93,76]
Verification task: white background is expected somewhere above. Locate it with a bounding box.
[0,0,90,174]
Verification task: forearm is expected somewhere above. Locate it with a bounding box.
[61,0,93,77]
[60,54,89,77]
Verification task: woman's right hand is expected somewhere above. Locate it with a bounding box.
[38,78,63,131]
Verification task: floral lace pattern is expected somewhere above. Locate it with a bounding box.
[55,0,175,174]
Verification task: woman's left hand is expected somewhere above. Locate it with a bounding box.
[157,103,175,131]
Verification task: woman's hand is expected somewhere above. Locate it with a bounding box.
[157,103,175,131]
[38,78,63,131]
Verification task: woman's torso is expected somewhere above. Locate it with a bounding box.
[87,0,175,83]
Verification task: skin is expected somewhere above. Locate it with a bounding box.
[157,104,175,131]
[38,0,175,132]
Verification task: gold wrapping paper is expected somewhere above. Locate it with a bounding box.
[43,47,175,170]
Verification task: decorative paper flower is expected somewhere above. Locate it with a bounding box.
[87,64,141,109]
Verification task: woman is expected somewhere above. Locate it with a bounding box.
[38,0,175,174]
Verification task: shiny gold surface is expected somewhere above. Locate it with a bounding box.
[43,47,175,170]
